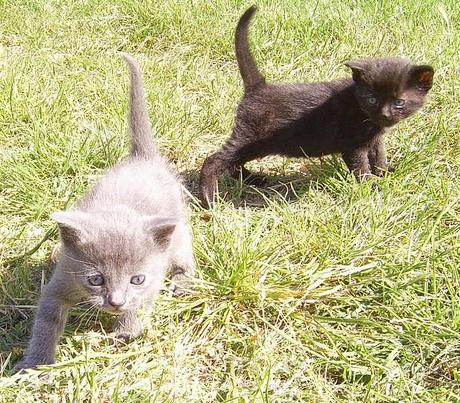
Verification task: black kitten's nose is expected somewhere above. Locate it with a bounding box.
[108,293,126,308]
[380,105,392,119]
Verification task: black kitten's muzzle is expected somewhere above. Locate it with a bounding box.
[377,116,398,127]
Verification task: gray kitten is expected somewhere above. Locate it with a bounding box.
[14,53,195,371]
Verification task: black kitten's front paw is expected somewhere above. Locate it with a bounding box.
[372,165,395,177]
[357,172,381,181]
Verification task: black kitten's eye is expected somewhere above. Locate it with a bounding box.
[88,274,104,286]
[130,274,145,285]
[393,98,405,108]
[367,97,377,105]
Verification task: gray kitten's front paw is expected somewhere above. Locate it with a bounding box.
[110,327,143,347]
[169,273,194,296]
[111,311,143,345]
[110,331,134,346]
[13,361,34,373]
[14,357,53,373]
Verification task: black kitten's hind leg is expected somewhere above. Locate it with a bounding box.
[368,137,392,177]
[200,124,268,207]
[230,165,267,186]
[200,151,236,207]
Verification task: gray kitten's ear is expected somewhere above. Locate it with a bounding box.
[51,211,90,245]
[144,217,177,250]
[345,60,367,82]
[408,65,434,92]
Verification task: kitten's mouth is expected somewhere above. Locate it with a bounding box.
[377,116,398,127]
[378,117,397,127]
[103,305,129,315]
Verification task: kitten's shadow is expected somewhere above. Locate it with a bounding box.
[181,156,347,208]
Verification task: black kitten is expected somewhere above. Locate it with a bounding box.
[200,5,434,206]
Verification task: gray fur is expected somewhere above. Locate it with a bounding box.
[15,53,195,371]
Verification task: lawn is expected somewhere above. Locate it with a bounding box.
[0,0,459,401]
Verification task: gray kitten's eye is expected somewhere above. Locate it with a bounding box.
[393,99,405,107]
[367,97,377,105]
[88,274,104,286]
[130,274,145,285]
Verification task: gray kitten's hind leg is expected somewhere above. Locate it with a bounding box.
[168,223,195,296]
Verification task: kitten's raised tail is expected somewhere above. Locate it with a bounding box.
[121,53,158,159]
[235,5,266,93]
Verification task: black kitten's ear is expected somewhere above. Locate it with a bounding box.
[144,217,177,250]
[51,211,90,246]
[408,65,434,91]
[345,60,367,82]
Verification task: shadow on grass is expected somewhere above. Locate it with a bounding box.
[180,155,349,208]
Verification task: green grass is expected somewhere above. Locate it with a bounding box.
[1,0,459,401]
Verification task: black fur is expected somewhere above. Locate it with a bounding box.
[199,6,434,206]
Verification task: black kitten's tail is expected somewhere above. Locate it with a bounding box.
[235,5,266,93]
[121,53,158,159]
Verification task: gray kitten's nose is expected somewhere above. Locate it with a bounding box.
[108,293,126,308]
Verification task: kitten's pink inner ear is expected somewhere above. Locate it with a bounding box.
[144,217,177,249]
[410,65,434,90]
[419,71,434,86]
